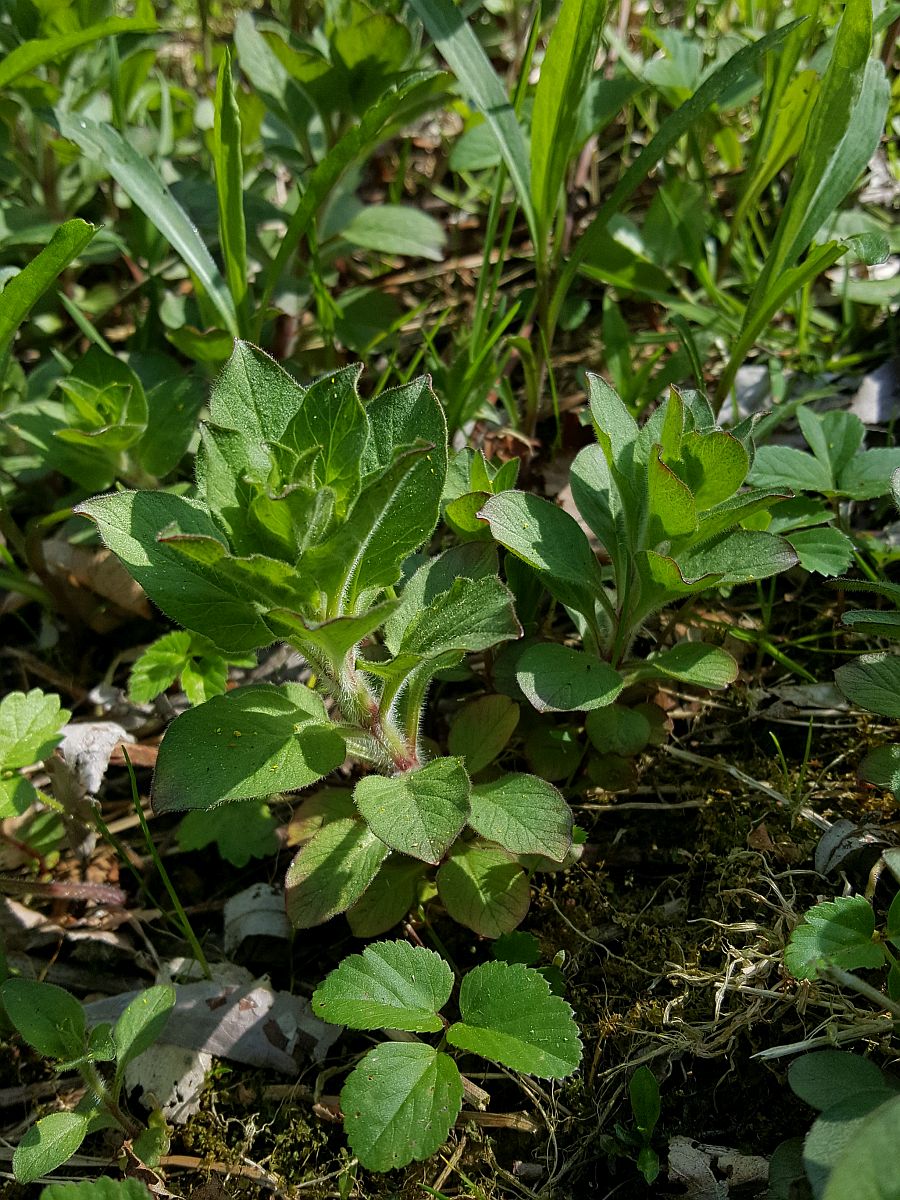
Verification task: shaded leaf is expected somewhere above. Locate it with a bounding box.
[312,940,452,1032]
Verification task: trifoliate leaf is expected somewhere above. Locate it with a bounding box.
[447,960,582,1078]
[785,895,885,980]
[312,940,452,1032]
[340,1043,463,1171]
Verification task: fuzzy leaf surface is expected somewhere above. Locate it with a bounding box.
[1,979,85,1060]
[286,816,389,927]
[152,684,345,812]
[516,644,624,712]
[13,1112,89,1185]
[353,757,470,864]
[468,773,572,861]
[447,961,582,1078]
[436,844,529,937]
[75,491,273,653]
[835,654,900,719]
[312,940,452,1032]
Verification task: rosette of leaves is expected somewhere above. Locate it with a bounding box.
[311,940,582,1171]
[831,469,900,800]
[480,376,797,718]
[76,342,569,936]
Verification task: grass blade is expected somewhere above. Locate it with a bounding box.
[256,72,443,326]
[213,48,250,335]
[0,14,156,91]
[550,20,805,331]
[0,219,97,358]
[56,112,238,337]
[409,0,537,243]
[745,0,888,326]
[531,0,608,259]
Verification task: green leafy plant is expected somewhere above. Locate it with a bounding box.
[786,892,900,1002]
[0,977,175,1183]
[831,469,900,799]
[768,1051,900,1200]
[481,375,797,700]
[0,688,70,821]
[39,1182,152,1200]
[76,341,574,936]
[311,940,581,1171]
[129,630,254,708]
[599,1065,662,1184]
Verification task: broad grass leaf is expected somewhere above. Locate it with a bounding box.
[13,1112,89,1185]
[530,0,607,248]
[259,72,444,315]
[408,0,536,241]
[448,695,520,774]
[113,985,175,1073]
[353,757,470,864]
[213,49,249,333]
[823,1095,900,1200]
[516,643,624,713]
[468,773,572,860]
[835,654,900,719]
[152,683,345,812]
[340,1043,463,1171]
[0,16,155,90]
[0,219,96,355]
[436,843,530,937]
[312,940,452,1032]
[785,895,884,980]
[553,21,802,328]
[447,960,582,1078]
[0,979,85,1060]
[286,816,389,927]
[56,113,237,337]
[0,689,70,770]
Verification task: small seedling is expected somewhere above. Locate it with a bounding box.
[0,977,175,1183]
[311,940,582,1171]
